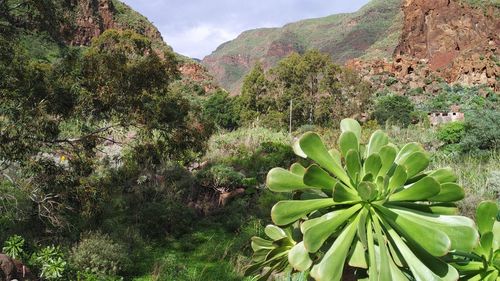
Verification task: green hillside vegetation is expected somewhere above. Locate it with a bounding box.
[203,0,403,93]
[1,0,499,280]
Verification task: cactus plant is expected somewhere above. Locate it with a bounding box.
[247,118,479,281]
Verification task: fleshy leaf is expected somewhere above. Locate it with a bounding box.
[271,199,335,226]
[303,204,362,253]
[264,225,287,241]
[389,176,440,202]
[365,130,389,157]
[340,118,362,141]
[304,164,337,190]
[339,131,359,157]
[310,215,361,281]
[476,201,498,235]
[428,183,464,202]
[267,168,317,192]
[288,242,312,271]
[299,132,351,186]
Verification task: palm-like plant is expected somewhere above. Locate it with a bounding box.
[452,201,500,280]
[248,119,479,281]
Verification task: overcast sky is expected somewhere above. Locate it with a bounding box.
[121,0,370,59]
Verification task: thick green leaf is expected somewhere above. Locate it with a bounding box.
[288,242,312,271]
[346,150,361,184]
[367,218,378,279]
[303,204,362,253]
[378,145,397,177]
[366,130,389,157]
[328,149,342,167]
[373,212,392,281]
[348,240,368,269]
[389,206,479,252]
[267,167,317,192]
[428,168,458,184]
[340,118,362,141]
[358,181,378,202]
[388,165,408,193]
[251,237,275,251]
[389,176,440,202]
[303,164,337,190]
[429,183,464,202]
[388,202,459,215]
[271,199,335,226]
[264,225,287,241]
[476,201,498,235]
[398,151,430,179]
[339,131,359,157]
[364,154,382,180]
[333,182,361,203]
[386,225,459,281]
[293,139,307,158]
[299,132,351,186]
[290,163,307,176]
[310,214,361,281]
[376,206,451,257]
[395,143,424,165]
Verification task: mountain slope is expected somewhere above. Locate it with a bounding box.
[202,0,404,94]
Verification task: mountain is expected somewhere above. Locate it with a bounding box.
[5,0,218,92]
[202,0,404,94]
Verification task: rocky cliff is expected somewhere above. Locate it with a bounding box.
[69,0,165,46]
[348,0,499,92]
[202,0,404,94]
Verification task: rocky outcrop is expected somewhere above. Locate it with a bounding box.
[179,62,219,93]
[68,0,164,46]
[347,0,499,91]
[394,0,499,88]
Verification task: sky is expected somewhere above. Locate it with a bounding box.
[121,0,370,59]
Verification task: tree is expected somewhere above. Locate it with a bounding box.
[373,94,415,127]
[202,90,240,130]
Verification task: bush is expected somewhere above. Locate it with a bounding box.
[197,164,245,190]
[373,94,415,127]
[437,121,465,144]
[70,232,130,278]
[31,246,67,280]
[461,110,500,152]
[202,90,240,130]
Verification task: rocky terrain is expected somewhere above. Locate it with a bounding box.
[348,0,500,94]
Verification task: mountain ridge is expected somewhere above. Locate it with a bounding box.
[202,0,404,94]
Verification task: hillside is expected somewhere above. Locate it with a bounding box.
[202,0,404,94]
[4,0,218,91]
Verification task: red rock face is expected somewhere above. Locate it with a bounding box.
[348,0,499,91]
[393,0,499,88]
[68,0,163,46]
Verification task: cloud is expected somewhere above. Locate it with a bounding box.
[163,24,239,59]
[120,0,370,58]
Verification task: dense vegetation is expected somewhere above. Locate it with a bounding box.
[1,1,499,280]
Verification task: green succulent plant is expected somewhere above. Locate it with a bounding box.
[452,201,500,280]
[245,224,306,281]
[250,118,479,281]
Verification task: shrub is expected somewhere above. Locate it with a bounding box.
[202,90,240,130]
[437,121,465,144]
[70,232,130,278]
[373,94,415,127]
[461,110,500,152]
[32,246,67,280]
[197,164,245,190]
[2,235,25,260]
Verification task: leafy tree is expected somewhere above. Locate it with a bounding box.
[461,110,500,152]
[202,90,240,130]
[373,94,415,127]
